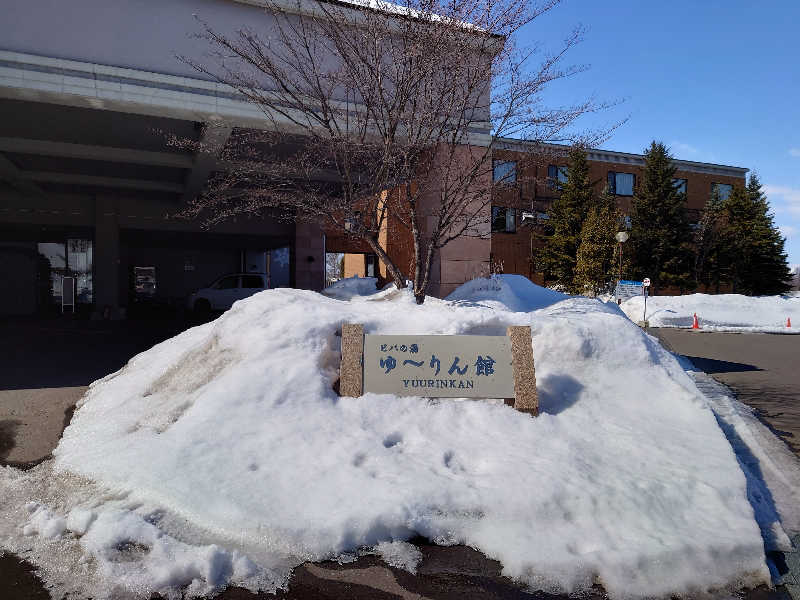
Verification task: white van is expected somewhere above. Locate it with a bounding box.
[187,273,268,313]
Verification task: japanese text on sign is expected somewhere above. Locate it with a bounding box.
[363,335,515,398]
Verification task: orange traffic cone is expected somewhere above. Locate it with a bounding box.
[692,313,700,329]
[788,317,792,328]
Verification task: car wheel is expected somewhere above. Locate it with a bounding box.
[194,298,211,318]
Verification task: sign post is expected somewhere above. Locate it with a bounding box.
[614,280,643,303]
[642,277,651,326]
[339,324,537,416]
[615,231,629,282]
[62,276,75,314]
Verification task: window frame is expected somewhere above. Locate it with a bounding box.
[608,171,636,197]
[711,182,733,201]
[491,206,516,233]
[547,164,568,189]
[492,160,517,185]
[365,254,378,278]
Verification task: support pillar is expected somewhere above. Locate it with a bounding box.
[293,222,325,291]
[94,196,121,318]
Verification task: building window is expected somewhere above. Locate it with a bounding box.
[711,182,733,201]
[491,206,516,232]
[608,171,635,196]
[38,239,94,309]
[672,178,687,195]
[365,254,378,278]
[493,160,516,184]
[547,164,568,189]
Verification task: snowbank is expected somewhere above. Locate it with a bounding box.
[0,276,773,599]
[678,358,800,547]
[445,273,568,311]
[620,293,800,333]
[321,276,379,299]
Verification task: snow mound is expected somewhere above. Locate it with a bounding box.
[0,278,772,599]
[445,274,568,311]
[321,276,379,299]
[621,293,800,332]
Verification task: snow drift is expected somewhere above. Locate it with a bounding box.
[0,276,774,598]
[320,275,379,299]
[620,292,800,333]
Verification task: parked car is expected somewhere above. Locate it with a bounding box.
[187,273,269,314]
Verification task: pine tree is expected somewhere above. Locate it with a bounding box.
[718,174,792,295]
[575,186,619,296]
[693,187,724,289]
[628,142,693,293]
[536,146,594,291]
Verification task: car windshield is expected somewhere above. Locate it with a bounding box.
[214,276,239,290]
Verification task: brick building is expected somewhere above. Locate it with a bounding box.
[336,140,748,294]
[489,140,748,286]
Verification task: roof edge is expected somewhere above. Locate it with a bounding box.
[496,138,749,178]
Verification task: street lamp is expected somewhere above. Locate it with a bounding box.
[615,231,629,282]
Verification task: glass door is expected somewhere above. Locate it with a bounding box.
[37,239,93,312]
[67,239,93,304]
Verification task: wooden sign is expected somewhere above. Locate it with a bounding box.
[340,324,537,416]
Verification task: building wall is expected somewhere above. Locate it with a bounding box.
[342,254,366,279]
[1,0,282,81]
[293,222,325,291]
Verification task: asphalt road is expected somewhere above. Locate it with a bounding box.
[650,328,800,457]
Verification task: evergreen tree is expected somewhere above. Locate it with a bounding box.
[575,186,619,296]
[536,146,594,291]
[693,187,724,289]
[628,142,693,293]
[718,174,792,295]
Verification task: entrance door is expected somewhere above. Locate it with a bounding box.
[38,239,93,313]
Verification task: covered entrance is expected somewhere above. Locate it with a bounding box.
[0,95,324,319]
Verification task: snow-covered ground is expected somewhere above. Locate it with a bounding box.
[620,292,800,333]
[0,275,790,599]
[677,357,800,555]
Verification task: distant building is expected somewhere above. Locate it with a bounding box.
[337,142,748,294]
[488,140,747,286]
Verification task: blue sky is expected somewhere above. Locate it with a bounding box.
[522,0,800,267]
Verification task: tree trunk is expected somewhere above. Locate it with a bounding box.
[407,183,432,305]
[363,236,406,290]
[413,242,436,305]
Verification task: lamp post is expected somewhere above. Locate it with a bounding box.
[615,231,629,282]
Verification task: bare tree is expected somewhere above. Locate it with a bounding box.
[178,0,610,303]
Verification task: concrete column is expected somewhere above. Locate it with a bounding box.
[94,196,121,317]
[415,145,492,298]
[293,222,325,291]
